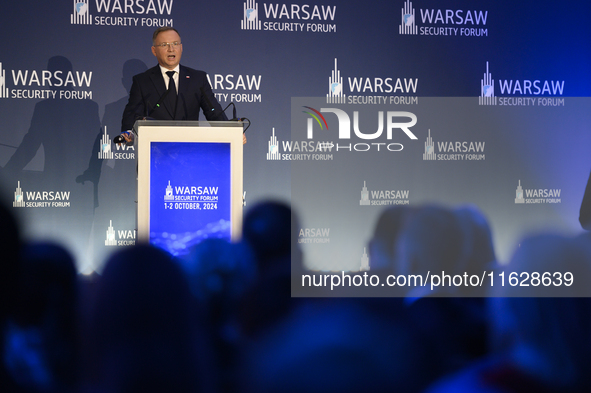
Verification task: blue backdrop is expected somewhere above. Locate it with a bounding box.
[1,0,590,273]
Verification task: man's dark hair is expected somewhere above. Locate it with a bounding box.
[152,27,181,45]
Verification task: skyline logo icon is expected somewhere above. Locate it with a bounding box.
[0,62,7,98]
[105,220,117,246]
[399,0,418,35]
[423,129,436,160]
[515,180,524,203]
[71,0,92,25]
[241,0,262,30]
[267,128,280,160]
[164,181,174,201]
[98,127,113,160]
[480,61,496,105]
[13,181,25,208]
[327,58,346,104]
[360,181,370,205]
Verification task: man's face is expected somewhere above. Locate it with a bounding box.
[151,30,183,70]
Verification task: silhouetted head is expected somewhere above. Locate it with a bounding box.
[242,200,297,271]
[368,205,412,271]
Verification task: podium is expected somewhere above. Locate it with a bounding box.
[134,120,244,256]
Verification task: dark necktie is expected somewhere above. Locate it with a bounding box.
[165,70,177,117]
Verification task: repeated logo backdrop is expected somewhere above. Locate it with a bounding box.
[0,0,590,274]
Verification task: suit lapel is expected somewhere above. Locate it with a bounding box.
[176,66,190,120]
[149,66,175,119]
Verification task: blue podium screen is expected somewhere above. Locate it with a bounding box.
[149,141,231,256]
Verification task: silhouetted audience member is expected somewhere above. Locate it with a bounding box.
[236,297,426,393]
[426,233,591,393]
[241,200,296,272]
[2,241,78,393]
[239,201,302,337]
[0,201,22,393]
[366,205,413,295]
[454,205,497,293]
[392,205,488,389]
[180,238,257,393]
[82,244,209,393]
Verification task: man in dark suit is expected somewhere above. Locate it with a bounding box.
[120,27,246,143]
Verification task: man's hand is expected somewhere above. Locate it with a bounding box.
[243,134,247,144]
[116,131,135,146]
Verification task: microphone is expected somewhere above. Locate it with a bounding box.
[113,131,134,145]
[151,88,171,115]
[200,87,225,120]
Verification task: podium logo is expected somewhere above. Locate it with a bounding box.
[398,0,488,37]
[12,181,71,208]
[164,181,175,201]
[105,220,136,246]
[240,1,337,33]
[479,62,565,106]
[163,181,219,202]
[326,58,419,105]
[422,129,485,161]
[515,180,561,204]
[359,181,410,206]
[70,0,175,28]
